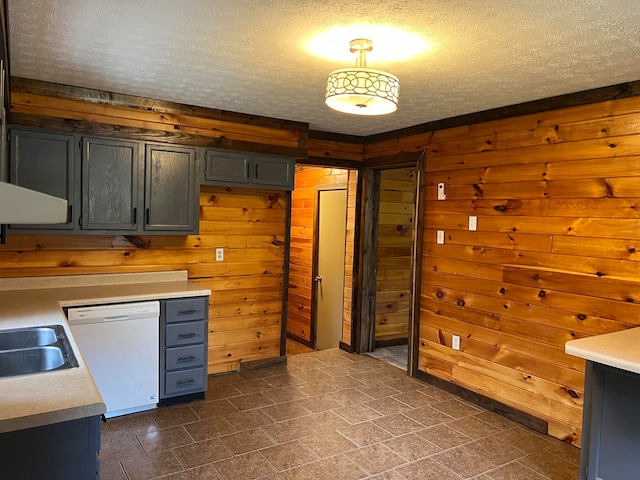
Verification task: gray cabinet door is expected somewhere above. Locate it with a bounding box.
[82,137,141,230]
[204,150,251,185]
[144,144,197,232]
[253,154,294,189]
[9,129,76,230]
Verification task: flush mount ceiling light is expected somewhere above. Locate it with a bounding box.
[325,38,399,116]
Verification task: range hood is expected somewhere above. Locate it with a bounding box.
[0,182,68,224]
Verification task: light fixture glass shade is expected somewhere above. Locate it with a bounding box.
[325,67,399,115]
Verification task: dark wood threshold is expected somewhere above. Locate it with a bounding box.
[240,355,287,371]
[375,337,408,348]
[415,370,548,434]
[339,341,354,353]
[286,332,313,349]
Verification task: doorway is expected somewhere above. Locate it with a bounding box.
[314,188,347,350]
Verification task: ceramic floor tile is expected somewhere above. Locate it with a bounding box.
[365,396,413,416]
[345,443,406,475]
[262,400,312,421]
[499,427,555,454]
[432,399,482,418]
[260,416,316,443]
[395,456,463,480]
[338,421,394,447]
[105,412,158,440]
[296,393,343,413]
[304,410,350,433]
[448,416,502,439]
[304,454,368,480]
[99,460,129,480]
[519,451,579,480]
[151,405,200,429]
[233,378,274,394]
[183,416,237,441]
[100,434,146,463]
[220,428,276,455]
[260,467,315,479]
[173,438,233,469]
[383,432,442,461]
[138,425,194,454]
[224,409,275,431]
[301,431,358,458]
[433,445,501,478]
[121,450,184,480]
[259,440,320,471]
[404,405,454,427]
[333,403,383,423]
[205,384,243,401]
[486,462,548,480]
[465,435,527,467]
[161,464,222,480]
[214,451,276,480]
[191,399,239,420]
[228,392,275,411]
[416,424,473,450]
[263,385,309,403]
[372,413,424,436]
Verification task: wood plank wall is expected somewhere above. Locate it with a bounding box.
[365,95,640,446]
[375,168,416,343]
[287,165,356,347]
[2,78,304,374]
[342,169,358,346]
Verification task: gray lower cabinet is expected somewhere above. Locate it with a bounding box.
[204,148,294,190]
[7,128,199,235]
[0,415,100,479]
[160,297,209,404]
[145,143,197,232]
[8,128,77,230]
[82,136,141,231]
[580,361,640,479]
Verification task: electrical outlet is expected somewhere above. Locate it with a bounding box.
[436,230,445,244]
[452,335,460,350]
[469,216,477,231]
[437,183,446,200]
[215,248,224,262]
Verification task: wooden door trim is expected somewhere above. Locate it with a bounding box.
[280,190,292,357]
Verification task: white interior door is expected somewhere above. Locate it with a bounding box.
[315,189,347,350]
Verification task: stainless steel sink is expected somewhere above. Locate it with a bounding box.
[0,325,78,378]
[0,326,58,350]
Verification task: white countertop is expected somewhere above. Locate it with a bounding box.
[566,327,640,375]
[0,271,210,433]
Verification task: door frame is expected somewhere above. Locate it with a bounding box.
[352,151,426,377]
[310,183,348,349]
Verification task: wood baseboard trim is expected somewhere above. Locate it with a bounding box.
[415,370,548,434]
[339,341,354,353]
[239,355,287,371]
[375,337,408,348]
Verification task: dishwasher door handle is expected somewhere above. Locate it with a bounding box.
[104,315,129,321]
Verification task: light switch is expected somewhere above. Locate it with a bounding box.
[469,216,477,231]
[437,183,446,200]
[216,248,224,261]
[436,230,445,244]
[452,335,460,350]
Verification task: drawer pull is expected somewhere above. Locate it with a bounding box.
[177,378,195,386]
[177,332,197,338]
[177,355,197,362]
[178,309,197,315]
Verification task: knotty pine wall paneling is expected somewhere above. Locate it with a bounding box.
[287,165,357,348]
[374,167,416,343]
[365,95,640,446]
[4,78,303,374]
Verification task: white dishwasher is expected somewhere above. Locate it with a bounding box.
[67,301,160,418]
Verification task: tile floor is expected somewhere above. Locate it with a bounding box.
[366,345,409,371]
[100,349,580,480]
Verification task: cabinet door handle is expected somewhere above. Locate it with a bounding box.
[177,378,195,385]
[177,332,197,338]
[132,207,137,224]
[178,309,197,315]
[177,355,196,362]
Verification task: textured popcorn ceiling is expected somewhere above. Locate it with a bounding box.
[7,0,640,136]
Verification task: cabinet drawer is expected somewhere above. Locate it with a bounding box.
[164,368,205,395]
[165,345,205,370]
[165,321,205,346]
[165,298,207,323]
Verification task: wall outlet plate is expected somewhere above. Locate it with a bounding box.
[469,216,477,231]
[437,183,446,200]
[452,335,460,350]
[437,230,445,244]
[215,248,224,261]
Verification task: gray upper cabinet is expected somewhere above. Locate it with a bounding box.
[144,144,197,232]
[9,128,77,230]
[204,148,294,190]
[82,137,141,231]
